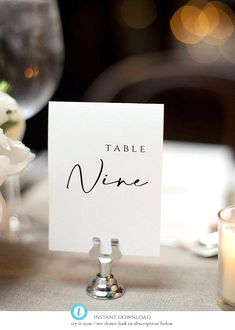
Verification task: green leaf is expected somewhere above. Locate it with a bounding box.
[0,80,11,93]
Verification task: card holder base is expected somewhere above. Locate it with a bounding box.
[86,237,125,300]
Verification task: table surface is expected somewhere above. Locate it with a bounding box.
[0,235,219,311]
[2,143,227,311]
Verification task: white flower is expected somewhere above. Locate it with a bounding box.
[0,110,8,126]
[0,91,25,140]
[0,128,35,185]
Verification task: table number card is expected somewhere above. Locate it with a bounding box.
[49,102,164,256]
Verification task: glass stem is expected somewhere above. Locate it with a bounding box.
[0,191,9,234]
[5,175,24,218]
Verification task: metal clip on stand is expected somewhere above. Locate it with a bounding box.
[87,237,125,300]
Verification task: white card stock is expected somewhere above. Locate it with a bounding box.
[48,102,163,256]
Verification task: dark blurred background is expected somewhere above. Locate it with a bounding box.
[23,0,235,151]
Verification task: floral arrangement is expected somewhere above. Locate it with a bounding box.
[0,128,35,185]
[0,89,35,233]
[0,91,25,140]
[0,90,34,184]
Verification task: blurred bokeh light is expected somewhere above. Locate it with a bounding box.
[18,0,235,150]
[119,0,157,29]
[170,0,235,63]
[24,65,40,80]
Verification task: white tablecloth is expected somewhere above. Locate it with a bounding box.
[0,238,219,311]
[1,142,230,311]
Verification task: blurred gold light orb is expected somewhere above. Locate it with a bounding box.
[170,6,203,44]
[202,3,220,35]
[209,6,234,40]
[120,0,157,29]
[170,0,235,52]
[181,5,208,37]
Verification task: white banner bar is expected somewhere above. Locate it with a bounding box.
[0,311,234,330]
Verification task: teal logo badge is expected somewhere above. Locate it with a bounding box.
[71,304,88,320]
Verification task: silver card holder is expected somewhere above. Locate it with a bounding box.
[87,237,125,300]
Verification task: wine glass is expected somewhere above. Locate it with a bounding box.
[0,0,64,242]
[0,0,64,118]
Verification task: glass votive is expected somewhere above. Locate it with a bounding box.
[218,205,235,311]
